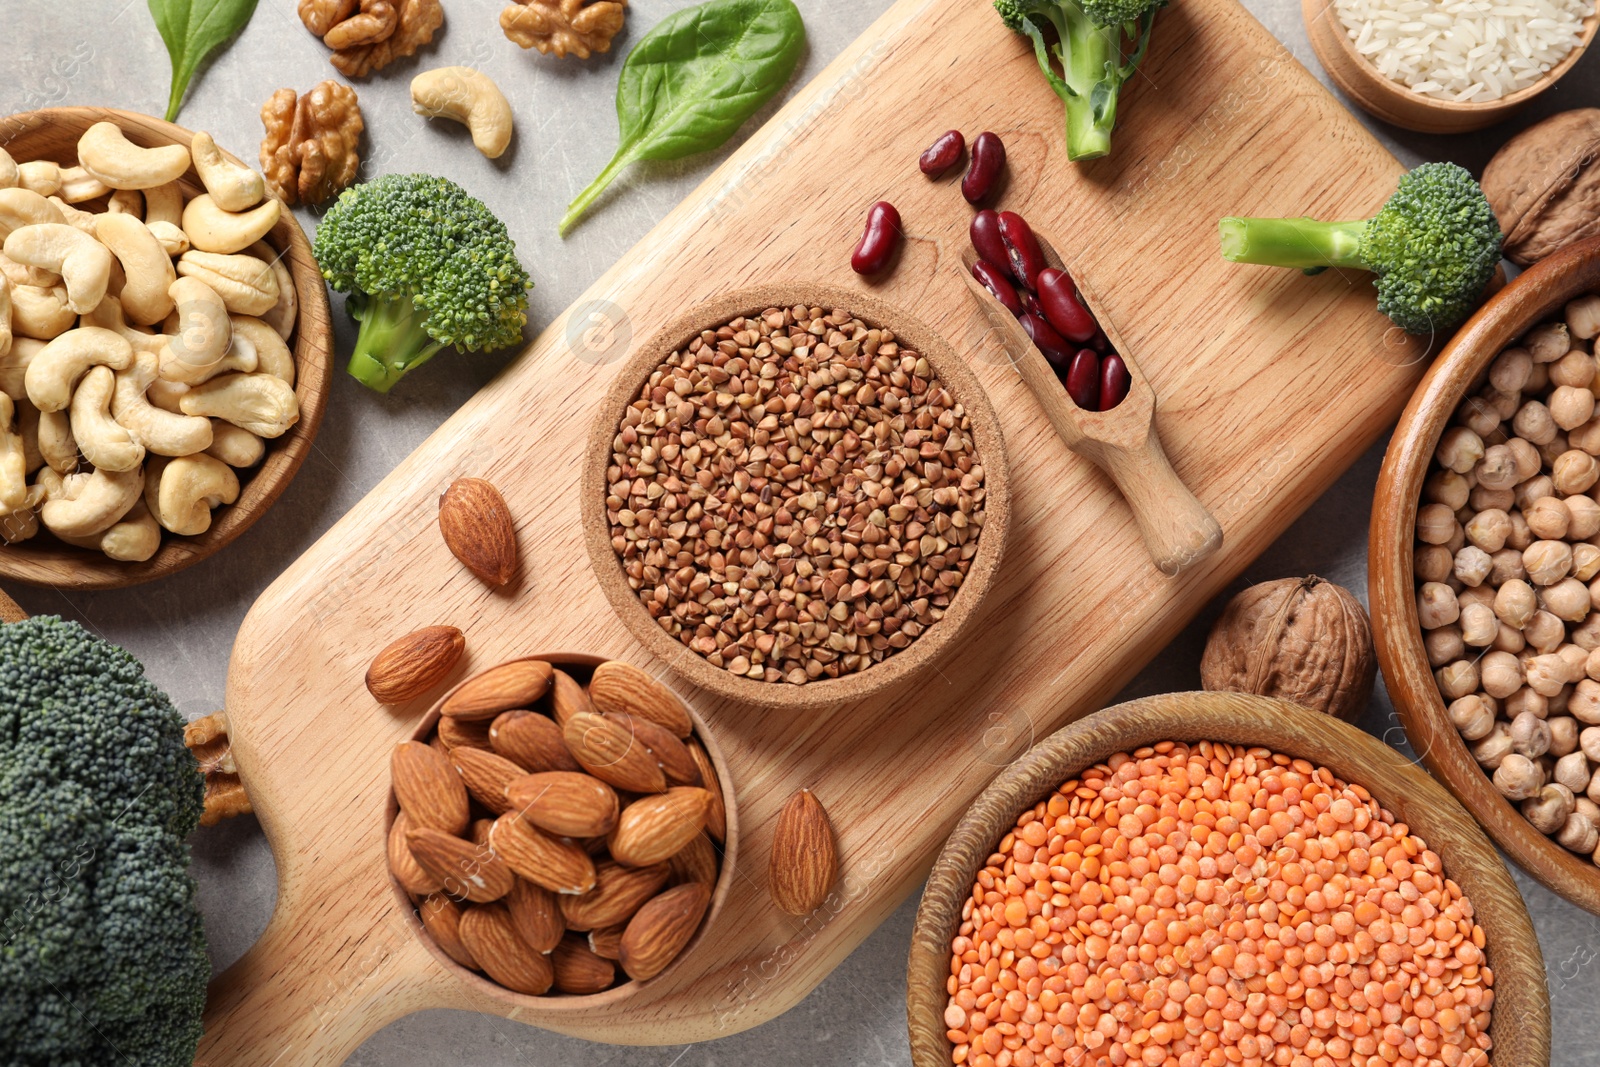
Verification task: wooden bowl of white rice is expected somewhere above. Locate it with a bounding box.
[1305,0,1599,132]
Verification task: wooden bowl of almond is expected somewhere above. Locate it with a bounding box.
[386,653,734,998]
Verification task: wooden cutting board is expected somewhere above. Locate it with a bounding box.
[200,0,1433,1061]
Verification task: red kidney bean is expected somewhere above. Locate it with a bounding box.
[997,212,1046,290]
[1020,313,1072,366]
[1065,348,1102,410]
[962,132,1006,203]
[969,211,1011,278]
[1023,290,1045,319]
[919,130,966,177]
[851,201,903,275]
[1089,329,1111,354]
[971,260,1022,316]
[1036,268,1097,343]
[1099,354,1130,411]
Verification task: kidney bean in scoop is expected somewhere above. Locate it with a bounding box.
[970,260,1022,315]
[962,132,1005,203]
[997,211,1046,290]
[968,210,1011,278]
[1099,353,1131,411]
[1036,267,1097,343]
[1064,348,1102,410]
[851,201,903,275]
[1020,312,1072,366]
[918,130,966,177]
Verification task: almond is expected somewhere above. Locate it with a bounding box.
[388,811,444,896]
[606,712,700,787]
[563,711,667,793]
[608,788,712,867]
[438,477,518,587]
[491,710,581,773]
[619,882,711,982]
[687,739,727,843]
[451,747,526,815]
[418,893,478,969]
[442,660,553,721]
[505,771,619,838]
[365,625,465,704]
[587,923,625,960]
[489,812,597,895]
[549,668,594,727]
[506,877,565,954]
[769,789,838,916]
[551,934,616,995]
[588,660,693,738]
[559,860,671,931]
[406,826,515,903]
[392,740,470,836]
[437,714,493,751]
[457,902,554,994]
[667,831,720,888]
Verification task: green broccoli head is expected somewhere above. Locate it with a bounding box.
[0,616,208,1067]
[1079,0,1168,27]
[314,173,533,393]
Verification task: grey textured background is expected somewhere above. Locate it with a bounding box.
[6,0,1600,1063]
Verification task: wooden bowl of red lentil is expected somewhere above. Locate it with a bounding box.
[906,691,1547,1067]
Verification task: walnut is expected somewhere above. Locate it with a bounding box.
[1200,575,1377,723]
[298,0,357,35]
[1482,109,1600,266]
[502,0,628,59]
[184,712,252,827]
[260,81,364,207]
[330,0,442,78]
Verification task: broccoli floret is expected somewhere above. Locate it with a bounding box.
[0,616,208,1067]
[313,173,533,393]
[995,0,1166,161]
[1219,162,1503,334]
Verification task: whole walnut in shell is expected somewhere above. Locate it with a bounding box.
[1482,109,1600,266]
[1200,576,1376,723]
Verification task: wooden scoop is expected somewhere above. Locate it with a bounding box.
[958,238,1222,575]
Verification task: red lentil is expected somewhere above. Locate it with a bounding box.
[946,742,1493,1067]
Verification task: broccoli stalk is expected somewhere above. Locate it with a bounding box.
[1219,162,1503,334]
[346,290,447,394]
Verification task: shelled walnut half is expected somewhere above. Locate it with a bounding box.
[303,0,443,78]
[502,0,627,59]
[184,711,252,826]
[261,82,364,208]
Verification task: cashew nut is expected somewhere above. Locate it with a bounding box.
[191,132,263,212]
[176,250,278,315]
[0,251,57,289]
[411,66,515,160]
[0,393,27,512]
[205,420,265,468]
[48,197,98,238]
[0,482,44,543]
[113,349,212,456]
[11,285,76,340]
[94,213,175,326]
[3,223,112,314]
[247,241,296,341]
[0,273,11,359]
[26,327,134,412]
[81,294,165,357]
[0,147,16,190]
[78,122,191,191]
[149,453,237,536]
[179,372,299,438]
[147,220,190,258]
[107,189,142,216]
[0,188,66,239]
[55,497,161,561]
[143,181,183,228]
[71,365,144,472]
[230,314,293,386]
[39,463,142,538]
[16,161,60,197]
[147,378,187,415]
[15,398,41,473]
[0,337,42,401]
[57,166,110,204]
[181,195,280,255]
[159,327,256,385]
[36,406,77,474]
[162,276,231,371]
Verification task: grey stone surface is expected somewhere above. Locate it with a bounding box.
[6,0,1600,1063]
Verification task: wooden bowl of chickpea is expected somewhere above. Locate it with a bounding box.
[1372,235,1600,917]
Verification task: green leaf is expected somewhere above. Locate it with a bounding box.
[560,0,806,236]
[147,0,260,122]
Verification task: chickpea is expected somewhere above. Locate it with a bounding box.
[1508,436,1543,480]
[1513,399,1559,444]
[1552,684,1574,714]
[1415,543,1455,583]
[1416,502,1459,546]
[1424,624,1466,667]
[1568,296,1600,340]
[1515,474,1556,512]
[1569,495,1600,540]
[1490,547,1527,584]
[1551,349,1597,389]
[1561,642,1593,683]
[1494,622,1527,654]
[1435,426,1486,473]
[1471,445,1518,493]
[1556,751,1593,792]
[1551,715,1581,757]
[1446,694,1495,740]
[1559,810,1600,853]
[1583,726,1600,761]
[1494,752,1546,799]
[1527,609,1567,653]
[1570,416,1600,455]
[1527,652,1569,696]
[1479,650,1524,699]
[1459,601,1497,646]
[1486,385,1521,419]
[1552,385,1599,431]
[1473,722,1515,769]
[1524,539,1573,585]
[1508,509,1534,551]
[1456,393,1502,438]
[1539,432,1574,469]
[1527,360,1551,393]
[1495,579,1538,627]
[1522,782,1576,833]
[1527,320,1571,362]
[1436,659,1480,700]
[1424,468,1472,508]
[1490,345,1534,392]
[1554,449,1600,494]
[1572,613,1600,651]
[1524,495,1571,540]
[1576,543,1600,583]
[1573,678,1600,725]
[1542,577,1593,622]
[1452,545,1493,588]
[1576,796,1600,830]
[1417,582,1461,629]
[1506,686,1549,719]
[1511,709,1554,757]
[1457,583,1495,610]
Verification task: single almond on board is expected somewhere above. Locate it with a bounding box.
[406,826,515,903]
[391,740,470,836]
[552,934,616,995]
[438,477,518,586]
[388,811,444,896]
[437,714,493,751]
[559,860,671,931]
[506,771,620,838]
[608,788,712,868]
[365,625,465,704]
[589,660,693,738]
[607,712,700,786]
[667,831,719,888]
[588,923,625,960]
[457,903,553,995]
[769,789,838,916]
[506,877,565,954]
[491,710,581,772]
[563,711,667,793]
[619,882,712,982]
[442,660,553,721]
[489,812,597,895]
[418,893,478,969]
[687,739,726,842]
[451,747,527,816]
[549,668,594,727]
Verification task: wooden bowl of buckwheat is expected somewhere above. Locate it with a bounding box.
[1373,235,1600,917]
[580,284,1011,712]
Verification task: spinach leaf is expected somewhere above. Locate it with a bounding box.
[559,0,806,236]
[147,0,260,122]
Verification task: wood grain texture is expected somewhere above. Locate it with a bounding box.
[206,0,1444,1058]
[904,692,1549,1067]
[0,585,23,623]
[0,107,332,590]
[1371,235,1600,917]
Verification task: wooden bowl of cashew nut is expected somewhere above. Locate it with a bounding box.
[0,106,331,590]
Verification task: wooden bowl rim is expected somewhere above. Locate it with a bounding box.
[385,652,741,1012]
[905,691,1548,1067]
[579,283,1012,712]
[1370,235,1600,917]
[0,106,332,590]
